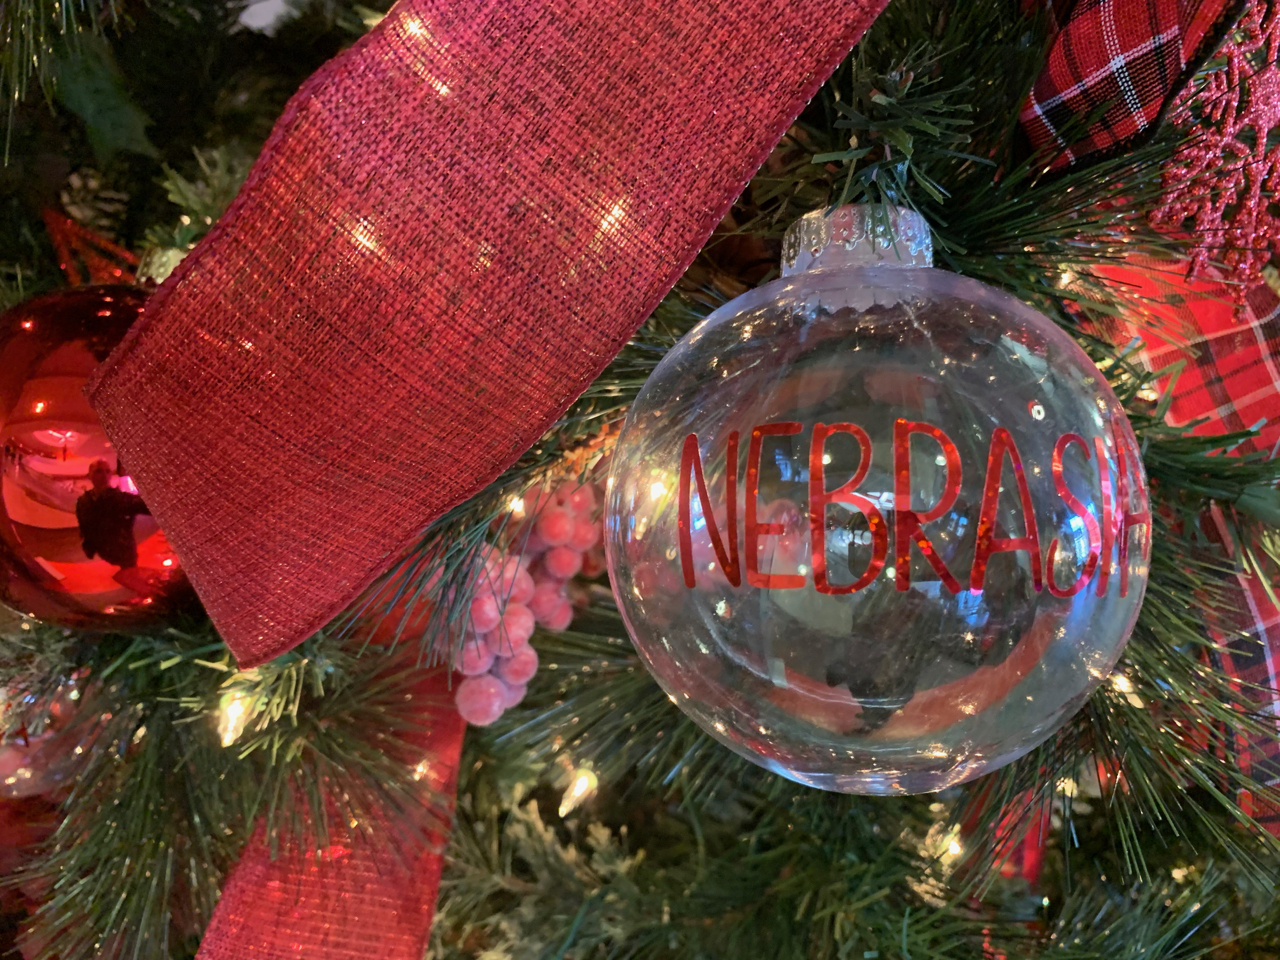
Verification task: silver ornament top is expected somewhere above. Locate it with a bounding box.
[781,204,933,276]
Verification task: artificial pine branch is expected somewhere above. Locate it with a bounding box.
[1,0,1277,955]
[0,0,107,116]
[2,622,445,960]
[142,145,253,255]
[437,697,1280,959]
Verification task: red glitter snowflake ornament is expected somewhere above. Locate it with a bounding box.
[1153,4,1280,296]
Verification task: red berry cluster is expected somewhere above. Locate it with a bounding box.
[453,480,604,726]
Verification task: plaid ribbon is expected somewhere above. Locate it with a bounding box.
[1204,504,1280,836]
[1021,0,1245,169]
[1098,263,1280,456]
[1100,263,1280,832]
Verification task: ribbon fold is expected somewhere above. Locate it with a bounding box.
[87,0,888,666]
[1021,0,1246,169]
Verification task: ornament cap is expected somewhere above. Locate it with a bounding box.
[781,204,932,276]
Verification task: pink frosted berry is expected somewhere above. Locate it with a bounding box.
[509,567,535,605]
[495,602,535,654]
[542,599,574,632]
[458,636,496,676]
[568,519,601,552]
[455,675,506,726]
[478,546,504,578]
[494,645,539,685]
[491,556,526,597]
[511,521,550,555]
[544,545,583,579]
[529,580,566,622]
[521,529,550,554]
[536,508,575,547]
[580,546,607,578]
[521,488,553,519]
[469,593,502,633]
[498,680,527,709]
[556,481,598,515]
[471,568,496,600]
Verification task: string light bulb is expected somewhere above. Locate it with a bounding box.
[558,767,598,817]
[218,695,249,747]
[1110,672,1145,708]
[598,201,627,235]
[923,823,965,870]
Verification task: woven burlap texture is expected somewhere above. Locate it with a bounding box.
[88,0,887,666]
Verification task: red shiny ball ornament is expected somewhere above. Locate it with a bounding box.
[0,286,193,629]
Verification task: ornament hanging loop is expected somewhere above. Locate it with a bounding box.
[781,204,932,276]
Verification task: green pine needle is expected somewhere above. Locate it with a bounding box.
[4,622,447,960]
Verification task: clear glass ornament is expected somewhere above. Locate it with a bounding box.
[605,205,1150,794]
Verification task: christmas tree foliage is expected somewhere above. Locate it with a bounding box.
[2,0,1280,957]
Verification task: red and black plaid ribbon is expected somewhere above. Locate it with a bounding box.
[1203,503,1280,835]
[1099,263,1280,833]
[1025,0,1280,827]
[1098,262,1280,456]
[1021,0,1247,169]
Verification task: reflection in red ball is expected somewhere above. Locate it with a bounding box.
[0,286,193,629]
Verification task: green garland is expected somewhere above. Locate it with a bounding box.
[2,0,1280,957]
[1,621,440,960]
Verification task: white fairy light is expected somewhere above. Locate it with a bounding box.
[218,695,249,748]
[558,768,599,817]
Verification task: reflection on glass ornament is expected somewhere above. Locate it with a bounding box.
[604,205,1150,795]
[0,676,93,799]
[0,287,193,629]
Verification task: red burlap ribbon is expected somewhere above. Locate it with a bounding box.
[196,663,465,960]
[1021,0,1245,169]
[86,0,888,667]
